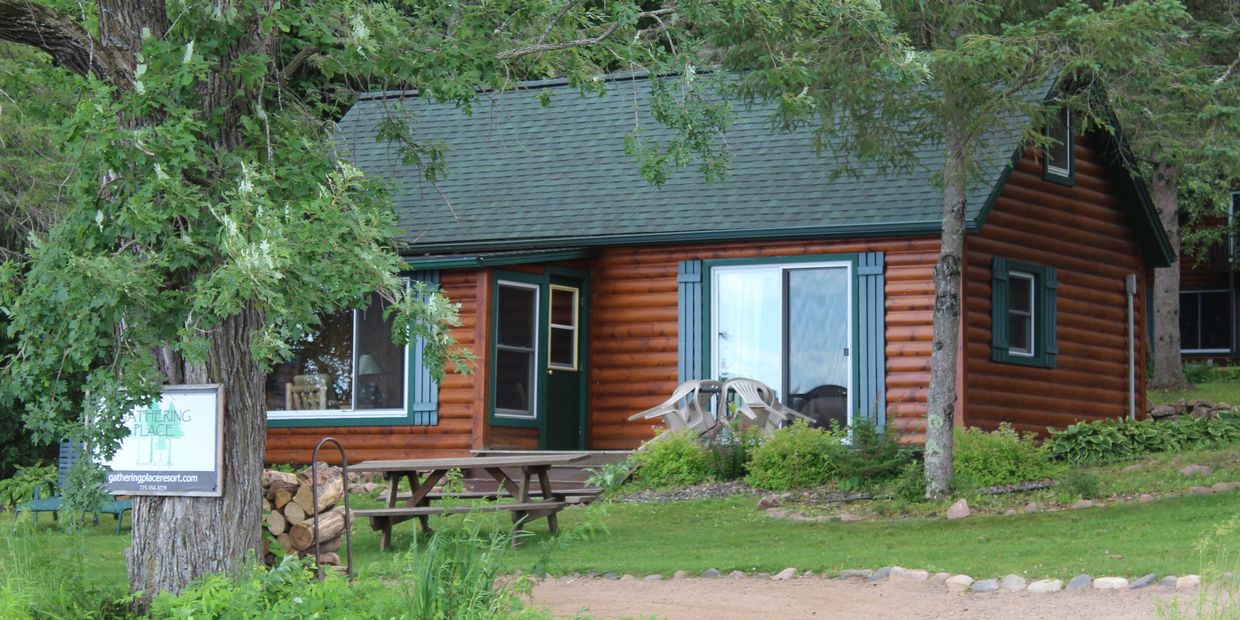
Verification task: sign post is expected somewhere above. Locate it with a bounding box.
[103,384,225,497]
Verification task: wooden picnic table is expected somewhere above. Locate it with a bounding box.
[351,454,589,550]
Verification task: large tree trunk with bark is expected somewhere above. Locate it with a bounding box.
[1150,163,1190,390]
[924,128,968,498]
[126,304,267,603]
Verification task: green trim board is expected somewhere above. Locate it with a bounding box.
[405,247,596,270]
[488,271,547,431]
[408,270,441,426]
[991,257,1058,369]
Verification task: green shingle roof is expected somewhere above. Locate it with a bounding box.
[333,75,1060,254]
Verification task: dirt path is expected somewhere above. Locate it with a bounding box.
[531,576,1192,619]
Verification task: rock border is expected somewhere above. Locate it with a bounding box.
[548,566,1204,596]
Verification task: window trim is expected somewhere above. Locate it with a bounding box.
[492,278,542,422]
[1180,288,1233,355]
[1042,107,1075,187]
[702,253,857,427]
[267,283,415,428]
[991,258,1058,369]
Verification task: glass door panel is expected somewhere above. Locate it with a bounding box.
[786,267,850,429]
[713,267,783,394]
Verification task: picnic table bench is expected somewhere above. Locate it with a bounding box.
[351,454,588,550]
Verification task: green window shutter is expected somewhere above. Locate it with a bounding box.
[408,269,441,425]
[678,260,704,383]
[991,257,1010,361]
[856,252,886,426]
[1042,267,1058,368]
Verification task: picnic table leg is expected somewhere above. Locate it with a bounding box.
[535,468,560,535]
[407,472,433,535]
[378,473,400,551]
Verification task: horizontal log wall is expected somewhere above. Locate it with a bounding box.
[266,270,482,464]
[963,136,1148,436]
[589,237,941,448]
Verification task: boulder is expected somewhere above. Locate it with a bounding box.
[1189,486,1214,496]
[1093,577,1129,590]
[644,574,663,582]
[1024,502,1040,513]
[890,567,930,583]
[672,570,690,580]
[972,579,1000,593]
[945,575,974,592]
[868,567,892,582]
[1191,406,1216,420]
[1179,464,1212,476]
[1066,575,1092,591]
[1212,482,1238,493]
[729,570,746,579]
[839,569,873,580]
[929,572,951,586]
[1138,494,1155,503]
[946,499,970,520]
[1148,405,1178,419]
[1027,579,1063,594]
[1001,575,1027,592]
[702,568,721,578]
[1158,576,1179,587]
[839,513,866,522]
[1070,499,1094,510]
[773,568,798,581]
[1130,574,1157,589]
[1176,575,1201,589]
[757,495,781,509]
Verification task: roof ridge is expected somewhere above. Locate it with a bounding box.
[354,70,661,104]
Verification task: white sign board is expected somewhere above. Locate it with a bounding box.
[103,384,224,497]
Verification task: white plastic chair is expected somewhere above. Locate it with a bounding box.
[628,380,724,438]
[721,378,812,432]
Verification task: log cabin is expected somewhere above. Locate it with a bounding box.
[264,74,1173,463]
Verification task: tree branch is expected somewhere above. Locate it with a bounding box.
[496,7,676,61]
[0,0,133,87]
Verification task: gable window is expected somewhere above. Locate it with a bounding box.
[1043,107,1074,185]
[992,258,1058,368]
[1180,290,1232,354]
[266,291,407,418]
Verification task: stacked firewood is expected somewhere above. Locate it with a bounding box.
[260,463,351,566]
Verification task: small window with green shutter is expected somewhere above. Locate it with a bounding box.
[992,258,1057,368]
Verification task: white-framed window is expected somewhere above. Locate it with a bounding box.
[1181,289,1232,354]
[548,285,579,371]
[494,280,540,420]
[709,260,852,430]
[266,290,408,420]
[1007,271,1036,357]
[1044,107,1073,181]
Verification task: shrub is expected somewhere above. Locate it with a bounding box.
[1055,471,1101,501]
[832,420,913,490]
[746,421,845,490]
[705,423,763,481]
[0,463,56,511]
[630,429,712,488]
[1184,362,1213,385]
[884,460,927,503]
[1048,413,1240,464]
[584,462,631,493]
[953,424,1061,487]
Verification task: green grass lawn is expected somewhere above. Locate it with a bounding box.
[1148,374,1240,406]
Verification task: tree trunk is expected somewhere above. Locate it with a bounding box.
[126,303,267,604]
[1150,163,1190,390]
[924,128,968,498]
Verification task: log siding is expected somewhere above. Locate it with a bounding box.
[963,135,1148,435]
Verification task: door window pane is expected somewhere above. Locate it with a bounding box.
[714,268,782,393]
[549,286,578,370]
[787,268,850,429]
[495,282,538,417]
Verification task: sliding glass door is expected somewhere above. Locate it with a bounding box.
[711,262,852,429]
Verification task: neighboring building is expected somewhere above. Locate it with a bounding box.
[264,75,1173,463]
[1179,191,1240,361]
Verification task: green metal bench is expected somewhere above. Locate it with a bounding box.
[14,441,132,534]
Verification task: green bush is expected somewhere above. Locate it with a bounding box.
[884,460,927,503]
[1055,471,1101,501]
[832,420,913,490]
[953,424,1061,487]
[1048,414,1240,464]
[705,423,763,481]
[151,527,542,619]
[745,421,845,490]
[630,429,712,488]
[0,463,56,511]
[584,462,632,493]
[1184,362,1213,385]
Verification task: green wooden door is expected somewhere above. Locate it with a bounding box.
[544,274,586,450]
